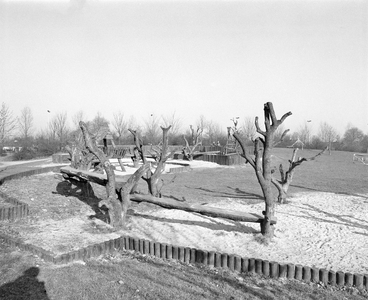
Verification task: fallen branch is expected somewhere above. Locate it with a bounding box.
[130,193,277,224]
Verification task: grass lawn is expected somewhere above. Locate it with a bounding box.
[135,148,368,205]
[0,149,367,299]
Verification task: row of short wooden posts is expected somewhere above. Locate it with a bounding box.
[1,231,367,290]
[0,204,29,221]
[48,236,368,290]
[119,237,367,289]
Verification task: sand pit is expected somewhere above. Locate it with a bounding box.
[0,160,367,276]
[128,191,368,275]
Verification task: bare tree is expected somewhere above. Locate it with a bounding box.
[50,112,69,150]
[72,110,86,129]
[319,122,338,154]
[196,115,206,142]
[241,116,257,142]
[67,111,88,163]
[129,126,174,197]
[162,111,182,137]
[0,103,17,148]
[112,111,127,145]
[78,121,148,228]
[18,107,34,142]
[271,147,327,203]
[144,114,160,145]
[183,125,203,160]
[127,115,141,132]
[88,112,110,141]
[206,120,225,145]
[297,123,312,146]
[273,125,286,144]
[233,102,291,239]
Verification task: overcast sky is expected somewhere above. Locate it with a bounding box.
[0,0,367,137]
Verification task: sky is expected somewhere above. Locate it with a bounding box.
[0,0,367,137]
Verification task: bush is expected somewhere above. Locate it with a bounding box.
[12,147,38,161]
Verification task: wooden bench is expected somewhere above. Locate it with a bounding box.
[59,166,277,229]
[109,147,129,159]
[95,147,131,172]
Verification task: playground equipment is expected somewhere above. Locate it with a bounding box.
[353,153,368,165]
[287,138,305,150]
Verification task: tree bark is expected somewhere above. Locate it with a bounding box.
[128,129,148,191]
[60,165,276,227]
[130,193,277,224]
[79,121,123,228]
[182,126,203,161]
[234,102,292,239]
[129,126,174,197]
[144,126,172,197]
[118,163,150,224]
[65,144,96,170]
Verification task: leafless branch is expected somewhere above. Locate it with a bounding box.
[255,116,266,136]
[273,129,290,147]
[279,111,293,125]
[233,131,256,168]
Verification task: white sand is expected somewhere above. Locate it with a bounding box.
[126,191,368,274]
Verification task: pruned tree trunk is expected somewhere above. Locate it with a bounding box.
[234,102,292,239]
[146,126,174,196]
[66,128,99,171]
[129,126,174,197]
[60,163,149,227]
[271,147,327,204]
[65,143,96,171]
[182,125,202,161]
[118,163,150,224]
[65,144,80,169]
[79,121,123,228]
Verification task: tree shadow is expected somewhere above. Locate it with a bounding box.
[289,184,325,193]
[54,181,109,223]
[353,231,368,237]
[282,203,368,231]
[334,191,368,200]
[187,186,263,202]
[226,186,264,202]
[290,184,368,200]
[132,212,259,234]
[0,267,49,300]
[160,194,187,202]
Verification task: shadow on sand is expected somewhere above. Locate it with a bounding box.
[54,180,110,223]
[188,186,264,203]
[132,212,259,234]
[290,184,368,200]
[281,203,368,232]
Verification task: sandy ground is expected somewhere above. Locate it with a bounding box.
[128,190,368,275]
[1,159,368,276]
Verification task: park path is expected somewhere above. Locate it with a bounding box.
[0,157,63,182]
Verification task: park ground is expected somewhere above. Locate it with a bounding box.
[0,149,368,299]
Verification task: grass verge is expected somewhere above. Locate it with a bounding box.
[1,241,367,300]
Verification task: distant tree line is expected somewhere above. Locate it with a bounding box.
[0,101,366,160]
